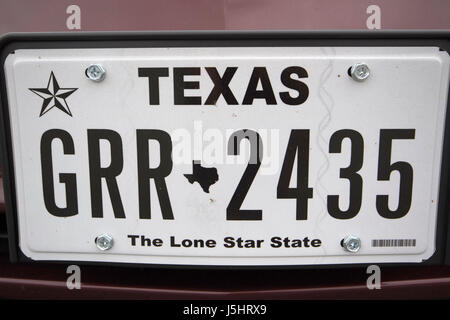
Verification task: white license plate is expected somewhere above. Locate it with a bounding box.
[4,45,450,266]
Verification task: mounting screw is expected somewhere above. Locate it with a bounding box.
[86,64,106,82]
[95,234,113,251]
[342,235,361,253]
[350,63,370,82]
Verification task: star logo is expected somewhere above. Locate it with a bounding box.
[29,71,78,117]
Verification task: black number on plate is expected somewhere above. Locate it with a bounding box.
[40,128,417,222]
[277,130,314,220]
[376,129,415,219]
[327,129,364,219]
[226,129,263,220]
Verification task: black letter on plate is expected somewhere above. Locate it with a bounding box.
[242,67,276,105]
[204,67,238,105]
[88,130,125,218]
[280,66,309,105]
[41,129,78,217]
[138,67,169,105]
[174,67,201,105]
[137,130,174,219]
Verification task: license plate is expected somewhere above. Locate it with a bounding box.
[2,35,450,266]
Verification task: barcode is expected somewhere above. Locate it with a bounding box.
[371,239,416,247]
